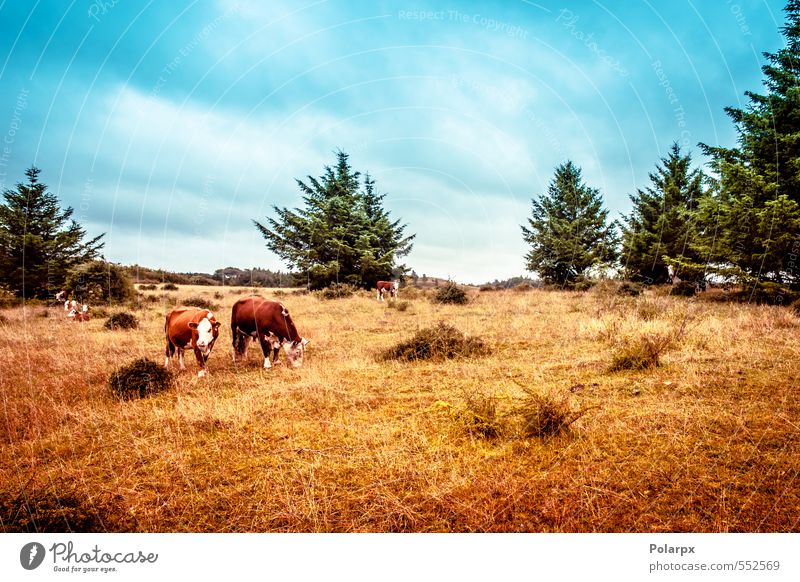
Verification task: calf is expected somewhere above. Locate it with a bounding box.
[376,280,398,301]
[164,308,221,377]
[68,304,90,322]
[231,296,309,368]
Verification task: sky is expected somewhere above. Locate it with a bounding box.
[0,0,789,284]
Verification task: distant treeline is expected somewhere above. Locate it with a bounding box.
[125,265,299,287]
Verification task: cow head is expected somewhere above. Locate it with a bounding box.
[282,338,310,368]
[188,313,221,356]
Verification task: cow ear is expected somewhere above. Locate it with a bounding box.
[301,338,310,347]
[188,322,198,329]
[213,321,221,329]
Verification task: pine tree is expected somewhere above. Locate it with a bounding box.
[254,151,414,290]
[521,161,618,285]
[696,1,800,289]
[621,143,704,285]
[0,167,104,298]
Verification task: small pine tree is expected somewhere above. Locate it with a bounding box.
[0,167,104,298]
[621,143,705,285]
[521,161,618,285]
[254,151,414,290]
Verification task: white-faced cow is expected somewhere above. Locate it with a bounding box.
[68,304,90,322]
[376,280,398,301]
[230,296,309,369]
[164,308,221,377]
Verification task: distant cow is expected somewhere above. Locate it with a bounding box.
[230,296,309,368]
[164,308,221,377]
[376,280,398,301]
[68,304,90,322]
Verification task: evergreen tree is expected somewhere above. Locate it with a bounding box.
[621,143,704,285]
[521,161,618,285]
[254,151,415,290]
[696,1,800,288]
[0,167,104,298]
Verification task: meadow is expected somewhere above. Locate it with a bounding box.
[0,284,797,532]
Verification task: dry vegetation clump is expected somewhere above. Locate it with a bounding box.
[108,357,172,399]
[161,283,179,291]
[386,300,410,311]
[104,312,138,330]
[138,284,157,291]
[434,281,468,304]
[182,296,220,311]
[516,389,591,439]
[452,392,502,438]
[316,282,359,300]
[379,321,484,361]
[609,332,670,371]
[669,280,697,297]
[0,487,107,532]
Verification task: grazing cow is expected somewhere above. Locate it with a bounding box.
[164,308,221,377]
[230,296,309,368]
[376,280,399,301]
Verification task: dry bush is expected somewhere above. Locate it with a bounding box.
[434,282,468,304]
[387,300,410,312]
[379,322,484,361]
[669,281,697,297]
[316,283,358,300]
[609,333,669,371]
[516,389,591,439]
[182,296,220,311]
[109,358,172,399]
[104,312,138,330]
[138,284,157,291]
[161,283,179,291]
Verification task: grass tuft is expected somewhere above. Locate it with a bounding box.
[516,389,590,439]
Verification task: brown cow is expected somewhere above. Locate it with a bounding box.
[376,280,398,301]
[164,308,221,377]
[230,296,309,368]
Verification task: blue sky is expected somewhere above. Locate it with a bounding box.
[0,0,788,283]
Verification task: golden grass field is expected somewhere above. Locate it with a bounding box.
[1,284,798,532]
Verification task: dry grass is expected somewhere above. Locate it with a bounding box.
[0,285,798,532]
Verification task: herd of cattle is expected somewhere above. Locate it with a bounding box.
[55,280,401,377]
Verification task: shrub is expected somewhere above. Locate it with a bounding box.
[161,283,179,291]
[182,296,220,311]
[516,390,590,439]
[64,261,135,304]
[0,488,105,532]
[387,300,410,312]
[109,358,172,399]
[791,299,800,317]
[0,287,20,308]
[670,281,697,297]
[434,282,468,304]
[213,291,224,300]
[316,283,358,300]
[616,281,643,297]
[379,322,484,362]
[573,278,596,292]
[138,284,157,291]
[732,282,799,305]
[479,284,497,292]
[104,312,138,330]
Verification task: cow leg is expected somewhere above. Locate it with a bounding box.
[194,347,207,378]
[178,348,187,371]
[165,339,176,368]
[257,334,274,369]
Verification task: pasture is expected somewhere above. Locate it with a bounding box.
[1,284,797,532]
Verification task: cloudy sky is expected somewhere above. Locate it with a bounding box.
[0,0,788,283]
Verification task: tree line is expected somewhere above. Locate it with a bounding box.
[0,2,796,301]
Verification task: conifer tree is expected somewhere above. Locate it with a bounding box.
[695,1,800,288]
[621,143,704,285]
[521,161,618,285]
[0,167,104,298]
[254,151,414,289]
